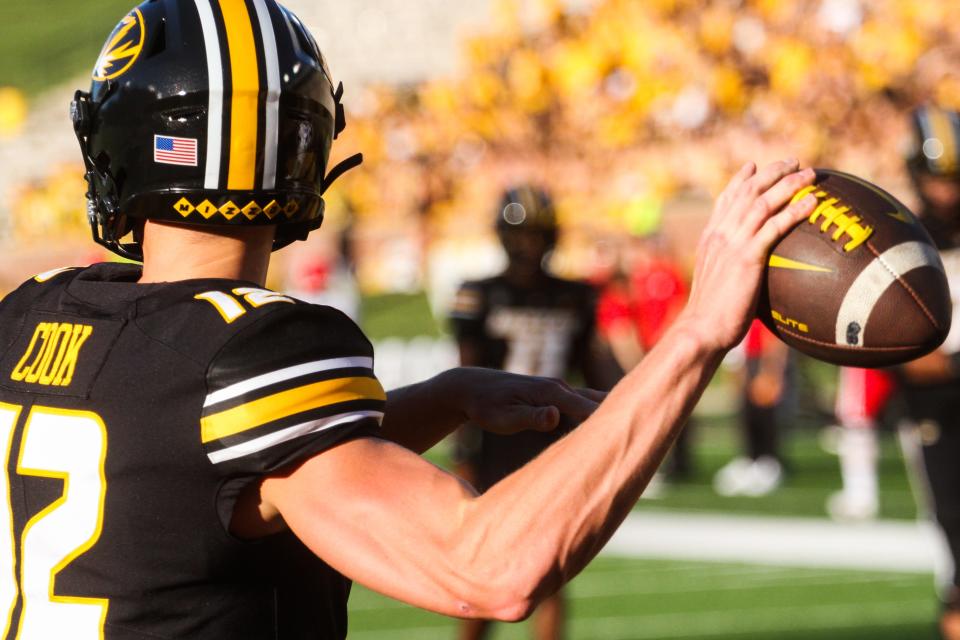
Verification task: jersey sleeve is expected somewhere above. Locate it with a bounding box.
[201,304,385,477]
[449,281,488,341]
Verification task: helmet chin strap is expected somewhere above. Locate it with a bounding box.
[322,82,363,195]
[321,153,363,195]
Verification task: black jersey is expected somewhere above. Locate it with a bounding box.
[0,263,385,639]
[450,275,596,378]
[899,242,960,420]
[449,274,597,489]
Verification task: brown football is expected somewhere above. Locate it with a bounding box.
[757,169,952,367]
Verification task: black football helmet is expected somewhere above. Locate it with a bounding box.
[71,0,362,260]
[495,184,558,247]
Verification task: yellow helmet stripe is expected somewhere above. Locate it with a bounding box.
[219,0,262,191]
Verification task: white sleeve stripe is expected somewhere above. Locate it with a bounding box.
[204,356,374,407]
[206,409,383,464]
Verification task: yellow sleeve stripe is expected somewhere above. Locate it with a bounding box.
[200,376,386,444]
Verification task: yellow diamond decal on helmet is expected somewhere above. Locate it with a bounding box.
[219,201,241,220]
[241,201,262,220]
[173,197,195,217]
[263,200,281,219]
[283,200,300,217]
[196,200,218,219]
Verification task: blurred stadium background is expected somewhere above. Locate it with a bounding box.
[2,0,960,637]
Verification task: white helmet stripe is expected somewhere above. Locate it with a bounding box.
[194,0,224,189]
[835,241,945,346]
[251,0,280,190]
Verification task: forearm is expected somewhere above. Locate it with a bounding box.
[380,369,467,453]
[457,318,721,604]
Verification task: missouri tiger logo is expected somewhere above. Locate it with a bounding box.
[93,9,146,81]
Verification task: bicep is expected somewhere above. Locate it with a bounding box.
[261,437,487,617]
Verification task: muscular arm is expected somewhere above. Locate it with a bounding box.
[379,365,599,454]
[262,323,717,620]
[377,336,483,452]
[255,161,817,620]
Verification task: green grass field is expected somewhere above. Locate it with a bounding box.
[631,415,918,521]
[348,558,938,639]
[0,0,132,94]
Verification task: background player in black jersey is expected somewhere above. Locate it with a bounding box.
[450,185,622,640]
[897,104,960,640]
[0,1,818,637]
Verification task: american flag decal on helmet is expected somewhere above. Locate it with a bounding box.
[154,135,199,167]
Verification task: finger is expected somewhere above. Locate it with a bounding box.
[575,387,608,403]
[753,194,818,252]
[541,384,600,420]
[751,158,800,192]
[710,162,756,229]
[532,406,561,432]
[741,168,816,236]
[731,159,800,217]
[719,162,756,204]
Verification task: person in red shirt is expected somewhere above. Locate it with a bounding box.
[827,367,896,521]
[597,231,693,481]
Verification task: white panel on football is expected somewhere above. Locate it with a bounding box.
[835,241,945,347]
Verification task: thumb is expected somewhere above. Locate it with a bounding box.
[530,405,560,432]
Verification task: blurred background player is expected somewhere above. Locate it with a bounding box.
[897,103,960,640]
[595,204,694,487]
[825,367,896,522]
[450,184,622,640]
[713,319,791,497]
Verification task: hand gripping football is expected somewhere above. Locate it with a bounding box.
[757,169,952,367]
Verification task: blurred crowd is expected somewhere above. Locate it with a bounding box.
[5,0,960,297]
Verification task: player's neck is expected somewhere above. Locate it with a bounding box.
[503,263,547,288]
[138,220,275,285]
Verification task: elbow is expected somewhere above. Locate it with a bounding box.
[455,588,537,623]
[454,567,557,622]
[494,597,538,623]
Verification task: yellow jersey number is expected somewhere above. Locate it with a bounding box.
[0,403,108,639]
[194,287,295,323]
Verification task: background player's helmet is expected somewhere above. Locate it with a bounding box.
[906,105,960,181]
[495,184,559,249]
[70,0,361,260]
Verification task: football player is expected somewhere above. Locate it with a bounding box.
[826,366,895,521]
[0,1,817,637]
[450,185,622,640]
[898,104,960,640]
[713,320,791,497]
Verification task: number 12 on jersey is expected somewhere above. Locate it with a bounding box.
[0,402,107,639]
